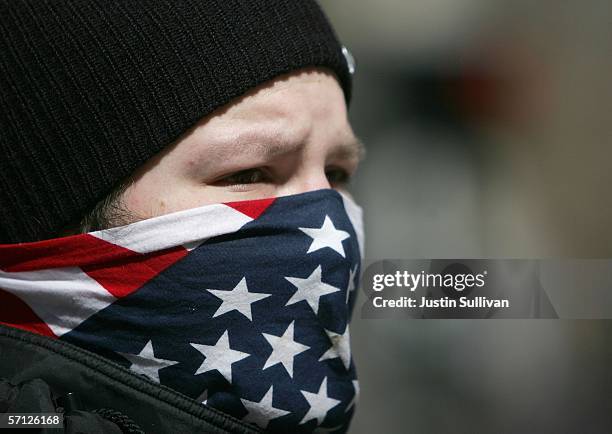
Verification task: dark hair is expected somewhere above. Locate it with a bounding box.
[65,179,135,235]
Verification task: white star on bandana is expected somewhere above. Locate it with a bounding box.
[241,386,290,428]
[119,340,179,383]
[262,321,310,378]
[285,265,342,314]
[208,277,271,321]
[300,215,350,257]
[300,377,341,426]
[190,330,250,383]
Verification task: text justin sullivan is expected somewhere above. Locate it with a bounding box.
[373,296,510,308]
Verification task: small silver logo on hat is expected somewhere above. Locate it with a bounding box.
[342,46,356,75]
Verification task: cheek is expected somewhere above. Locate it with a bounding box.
[121,182,156,217]
[123,171,184,217]
[124,177,218,219]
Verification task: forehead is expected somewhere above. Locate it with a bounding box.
[179,68,361,160]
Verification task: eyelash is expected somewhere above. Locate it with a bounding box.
[217,167,352,187]
[220,169,268,186]
[325,166,352,185]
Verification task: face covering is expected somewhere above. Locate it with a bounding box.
[0,189,364,433]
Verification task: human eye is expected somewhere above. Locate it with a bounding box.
[214,168,270,187]
[325,166,352,188]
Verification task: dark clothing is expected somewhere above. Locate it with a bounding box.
[0,325,260,433]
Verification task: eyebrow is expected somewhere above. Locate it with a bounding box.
[328,137,366,162]
[206,131,365,163]
[251,137,365,162]
[250,140,305,159]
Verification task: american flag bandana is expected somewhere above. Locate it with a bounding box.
[0,189,363,433]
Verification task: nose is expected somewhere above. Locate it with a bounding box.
[278,167,331,196]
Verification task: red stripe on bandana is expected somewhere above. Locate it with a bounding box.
[225,197,275,219]
[82,246,188,298]
[0,234,141,272]
[0,288,56,338]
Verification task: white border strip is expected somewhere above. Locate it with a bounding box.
[91,203,252,254]
[0,267,116,337]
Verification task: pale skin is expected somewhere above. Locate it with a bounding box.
[118,67,364,223]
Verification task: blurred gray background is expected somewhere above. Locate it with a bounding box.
[320,0,612,432]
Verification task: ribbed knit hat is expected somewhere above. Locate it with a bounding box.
[0,0,352,244]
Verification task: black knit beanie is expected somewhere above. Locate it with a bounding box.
[0,0,352,244]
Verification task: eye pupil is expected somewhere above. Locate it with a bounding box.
[221,167,351,187]
[326,168,350,185]
[226,169,263,185]
[248,170,262,183]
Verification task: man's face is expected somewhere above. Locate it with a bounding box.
[119,67,363,223]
